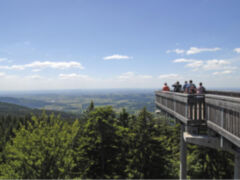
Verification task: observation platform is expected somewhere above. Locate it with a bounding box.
[155,90,240,179]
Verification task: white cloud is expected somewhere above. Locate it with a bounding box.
[26,75,43,79]
[203,59,231,70]
[0,58,7,62]
[167,47,220,55]
[173,58,203,70]
[185,60,203,69]
[103,54,132,60]
[213,70,233,75]
[118,72,152,80]
[26,61,84,69]
[166,49,185,54]
[0,70,239,90]
[59,73,90,80]
[158,73,181,79]
[118,72,135,80]
[234,48,240,54]
[186,47,220,55]
[0,61,84,70]
[173,58,193,63]
[0,73,156,90]
[138,75,153,79]
[0,65,25,70]
[32,69,42,72]
[0,72,5,77]
[173,58,234,71]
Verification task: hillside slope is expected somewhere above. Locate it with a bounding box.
[0,101,78,121]
[0,97,51,109]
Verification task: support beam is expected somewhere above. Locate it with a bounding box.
[234,152,240,180]
[180,124,187,180]
[184,133,235,154]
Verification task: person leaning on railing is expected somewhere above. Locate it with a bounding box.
[186,80,196,94]
[172,81,182,92]
[183,81,188,92]
[197,82,206,94]
[162,82,170,91]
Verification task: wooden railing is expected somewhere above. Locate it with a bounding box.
[205,94,240,146]
[155,91,205,124]
[155,91,240,147]
[207,90,240,98]
[187,95,205,121]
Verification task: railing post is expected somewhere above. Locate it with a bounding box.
[199,97,202,120]
[194,97,197,120]
[174,94,176,112]
[196,95,205,121]
[234,152,240,179]
[180,124,187,180]
[220,109,224,148]
[234,152,240,180]
[188,95,194,120]
[185,103,188,118]
[185,95,188,118]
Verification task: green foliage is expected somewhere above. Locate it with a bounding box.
[126,108,176,179]
[0,113,79,179]
[0,103,235,179]
[73,106,125,178]
[119,108,129,127]
[188,145,234,179]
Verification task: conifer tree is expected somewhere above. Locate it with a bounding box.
[126,107,171,179]
[0,113,79,179]
[119,108,129,127]
[188,146,234,179]
[73,106,125,178]
[87,100,95,112]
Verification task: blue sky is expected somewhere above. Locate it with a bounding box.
[0,0,240,90]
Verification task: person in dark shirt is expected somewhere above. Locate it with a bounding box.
[172,81,182,92]
[183,81,188,92]
[197,82,206,94]
[187,80,196,94]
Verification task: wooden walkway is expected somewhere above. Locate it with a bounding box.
[155,90,240,179]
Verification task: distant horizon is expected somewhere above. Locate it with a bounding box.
[0,87,240,96]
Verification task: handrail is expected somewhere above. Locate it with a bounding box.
[205,94,240,146]
[206,90,240,98]
[155,90,240,147]
[155,91,205,122]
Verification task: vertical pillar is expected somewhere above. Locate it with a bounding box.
[234,152,240,180]
[180,124,187,180]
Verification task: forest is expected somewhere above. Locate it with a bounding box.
[0,100,234,179]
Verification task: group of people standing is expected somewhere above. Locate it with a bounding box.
[162,80,206,94]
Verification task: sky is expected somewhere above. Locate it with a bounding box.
[0,0,240,90]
